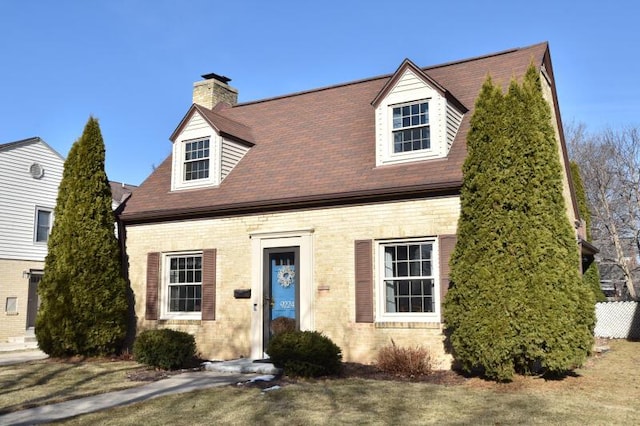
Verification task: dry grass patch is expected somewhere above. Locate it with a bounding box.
[0,357,145,413]
[57,340,640,425]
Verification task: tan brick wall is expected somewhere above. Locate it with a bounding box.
[126,196,460,368]
[0,259,43,342]
[540,70,578,229]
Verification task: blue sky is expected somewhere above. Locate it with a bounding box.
[1,0,638,185]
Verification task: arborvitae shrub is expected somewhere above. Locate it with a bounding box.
[267,331,342,377]
[376,339,433,377]
[36,117,128,357]
[444,66,595,381]
[569,161,606,303]
[133,329,197,370]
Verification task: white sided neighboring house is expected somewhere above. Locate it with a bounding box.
[0,137,64,345]
[0,137,136,346]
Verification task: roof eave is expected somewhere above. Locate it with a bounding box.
[121,181,462,224]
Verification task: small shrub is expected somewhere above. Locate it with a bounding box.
[267,330,342,377]
[270,316,296,336]
[133,329,196,370]
[376,339,433,377]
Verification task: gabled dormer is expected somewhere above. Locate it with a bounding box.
[170,74,254,192]
[372,59,467,167]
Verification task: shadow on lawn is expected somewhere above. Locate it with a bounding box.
[0,362,120,414]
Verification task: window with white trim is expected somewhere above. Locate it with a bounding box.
[163,253,202,319]
[374,65,464,166]
[392,101,430,153]
[377,239,439,322]
[34,208,52,243]
[184,139,210,181]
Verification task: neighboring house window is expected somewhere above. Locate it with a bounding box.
[377,239,439,322]
[164,253,202,318]
[392,101,430,153]
[35,208,52,243]
[184,139,210,181]
[5,297,18,314]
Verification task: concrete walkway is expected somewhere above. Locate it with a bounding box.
[0,348,48,366]
[0,370,253,425]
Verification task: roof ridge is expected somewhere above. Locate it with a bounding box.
[0,136,42,150]
[232,42,548,108]
[423,42,547,71]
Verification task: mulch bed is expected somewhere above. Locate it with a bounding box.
[236,362,467,390]
[124,356,467,387]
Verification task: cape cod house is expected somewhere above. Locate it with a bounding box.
[120,42,591,366]
[0,137,64,345]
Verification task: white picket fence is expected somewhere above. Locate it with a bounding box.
[594,301,640,339]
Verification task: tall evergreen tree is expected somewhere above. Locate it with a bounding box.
[570,161,606,302]
[444,66,595,381]
[36,117,128,356]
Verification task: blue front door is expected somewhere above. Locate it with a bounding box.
[264,247,299,351]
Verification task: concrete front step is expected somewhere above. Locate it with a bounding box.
[203,358,281,375]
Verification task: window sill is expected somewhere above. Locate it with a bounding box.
[374,321,441,329]
[158,318,202,325]
[378,150,445,167]
[5,312,19,316]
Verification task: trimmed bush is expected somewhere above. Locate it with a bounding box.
[133,329,196,370]
[377,339,433,377]
[267,331,342,377]
[270,316,296,336]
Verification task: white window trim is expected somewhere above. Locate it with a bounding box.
[34,207,53,244]
[160,251,203,320]
[375,237,440,323]
[388,99,436,160]
[375,68,448,167]
[171,136,219,191]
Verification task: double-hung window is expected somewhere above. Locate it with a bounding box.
[184,139,210,181]
[392,101,430,153]
[166,253,202,317]
[34,208,52,243]
[379,239,439,321]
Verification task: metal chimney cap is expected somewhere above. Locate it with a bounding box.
[201,73,231,84]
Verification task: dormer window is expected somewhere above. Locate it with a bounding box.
[170,107,254,192]
[372,59,466,167]
[184,139,210,181]
[392,101,430,153]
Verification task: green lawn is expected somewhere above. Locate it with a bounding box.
[54,340,639,425]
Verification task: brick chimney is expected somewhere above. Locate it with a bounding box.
[192,73,238,109]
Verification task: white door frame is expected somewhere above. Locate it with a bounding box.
[249,229,314,359]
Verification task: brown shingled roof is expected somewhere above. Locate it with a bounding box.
[170,104,255,146]
[110,181,137,205]
[122,42,552,223]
